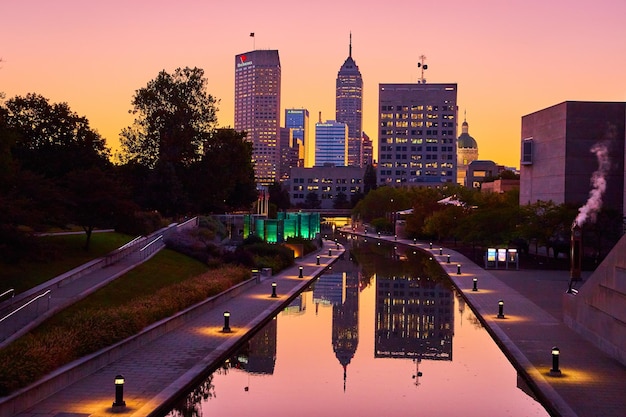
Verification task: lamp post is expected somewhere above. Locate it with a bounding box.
[271,282,277,298]
[429,242,433,249]
[113,375,126,408]
[550,346,562,375]
[439,247,443,255]
[457,264,461,275]
[447,254,451,264]
[472,278,478,292]
[299,266,303,278]
[223,311,231,332]
[316,255,320,265]
[497,300,504,319]
[329,248,332,256]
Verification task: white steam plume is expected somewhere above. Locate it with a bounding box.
[575,142,610,226]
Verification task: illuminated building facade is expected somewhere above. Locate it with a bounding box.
[456,117,479,186]
[234,50,281,185]
[378,83,458,186]
[315,120,348,167]
[285,108,309,167]
[336,35,363,167]
[290,165,365,209]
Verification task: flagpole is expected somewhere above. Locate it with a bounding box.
[250,32,255,50]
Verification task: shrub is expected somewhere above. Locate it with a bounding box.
[0,265,250,395]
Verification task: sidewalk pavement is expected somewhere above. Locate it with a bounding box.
[0,239,164,348]
[348,231,626,417]
[3,239,343,417]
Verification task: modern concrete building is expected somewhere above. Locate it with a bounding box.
[457,116,479,186]
[465,160,504,189]
[290,165,365,209]
[519,101,626,217]
[279,127,298,182]
[361,131,373,167]
[234,50,281,185]
[378,83,458,186]
[336,34,363,167]
[315,120,348,167]
[285,108,309,167]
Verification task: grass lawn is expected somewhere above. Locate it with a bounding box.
[0,232,134,295]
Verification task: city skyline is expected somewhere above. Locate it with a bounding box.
[2,0,625,168]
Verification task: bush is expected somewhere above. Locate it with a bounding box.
[0,265,250,396]
[116,211,166,236]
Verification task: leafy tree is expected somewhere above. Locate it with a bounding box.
[304,192,321,209]
[187,129,257,214]
[4,93,110,178]
[333,191,351,209]
[63,167,128,249]
[268,181,291,212]
[363,163,377,194]
[119,67,217,168]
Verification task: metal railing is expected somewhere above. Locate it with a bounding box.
[0,289,15,302]
[139,235,164,260]
[0,290,51,342]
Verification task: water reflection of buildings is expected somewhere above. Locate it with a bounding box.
[375,274,454,361]
[227,318,277,375]
[282,291,308,315]
[313,269,361,390]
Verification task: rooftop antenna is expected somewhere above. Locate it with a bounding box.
[417,55,428,84]
[250,32,255,50]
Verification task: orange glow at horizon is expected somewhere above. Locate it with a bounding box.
[2,1,626,169]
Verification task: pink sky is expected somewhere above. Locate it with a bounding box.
[2,0,625,168]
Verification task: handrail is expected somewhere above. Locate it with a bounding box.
[117,236,143,251]
[0,289,15,301]
[140,235,163,252]
[0,290,51,324]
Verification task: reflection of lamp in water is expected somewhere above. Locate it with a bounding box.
[550,346,562,376]
[412,358,422,386]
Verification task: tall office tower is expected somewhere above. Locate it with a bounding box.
[279,127,298,181]
[285,109,309,167]
[336,34,363,167]
[315,120,348,167]
[378,83,457,186]
[361,131,373,166]
[234,50,281,185]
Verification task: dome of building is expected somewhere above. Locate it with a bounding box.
[457,119,478,149]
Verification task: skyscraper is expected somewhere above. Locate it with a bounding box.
[285,108,309,167]
[234,50,281,185]
[378,83,458,186]
[315,120,348,167]
[336,34,363,167]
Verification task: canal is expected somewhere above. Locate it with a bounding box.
[163,237,550,417]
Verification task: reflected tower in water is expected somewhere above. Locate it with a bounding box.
[332,271,360,390]
[375,274,453,360]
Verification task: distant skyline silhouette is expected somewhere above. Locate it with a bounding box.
[2,0,625,168]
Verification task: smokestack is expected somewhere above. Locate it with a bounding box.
[570,222,582,281]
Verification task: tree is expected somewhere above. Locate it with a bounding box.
[304,192,321,209]
[333,191,351,209]
[63,167,128,250]
[4,93,110,178]
[119,67,217,168]
[186,129,257,214]
[363,163,377,194]
[268,182,291,212]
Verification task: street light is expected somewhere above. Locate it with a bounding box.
[439,247,443,255]
[472,278,478,292]
[457,264,461,275]
[299,266,303,278]
[550,346,562,376]
[497,300,505,319]
[113,375,126,408]
[447,254,451,264]
[223,311,231,332]
[271,282,277,298]
[316,255,320,265]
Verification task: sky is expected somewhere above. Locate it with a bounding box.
[2,0,626,168]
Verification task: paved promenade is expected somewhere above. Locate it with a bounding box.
[349,231,626,417]
[3,239,343,417]
[4,231,625,417]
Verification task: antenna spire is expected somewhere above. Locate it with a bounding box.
[349,32,352,57]
[417,55,428,84]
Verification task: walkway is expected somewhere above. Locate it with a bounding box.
[2,239,343,417]
[346,231,626,417]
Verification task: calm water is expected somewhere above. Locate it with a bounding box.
[164,237,550,417]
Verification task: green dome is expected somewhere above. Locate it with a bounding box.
[457,120,478,149]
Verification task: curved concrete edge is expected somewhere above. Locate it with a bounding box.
[342,231,577,417]
[0,243,343,417]
[137,246,345,417]
[418,245,580,417]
